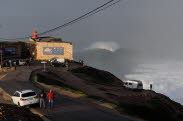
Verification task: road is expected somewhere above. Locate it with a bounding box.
[0,66,136,121]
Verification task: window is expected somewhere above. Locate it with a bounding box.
[138,83,143,86]
[13,92,20,97]
[4,47,16,56]
[21,92,36,97]
[129,83,132,85]
[138,83,143,88]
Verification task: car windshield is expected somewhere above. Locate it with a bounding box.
[22,92,36,97]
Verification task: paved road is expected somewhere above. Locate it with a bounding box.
[0,67,135,121]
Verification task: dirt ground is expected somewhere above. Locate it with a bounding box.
[0,103,43,121]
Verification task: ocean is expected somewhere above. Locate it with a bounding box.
[124,59,183,104]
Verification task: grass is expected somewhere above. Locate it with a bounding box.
[34,73,86,95]
[86,95,107,102]
[51,84,87,96]
[34,78,86,96]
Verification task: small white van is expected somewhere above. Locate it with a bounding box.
[49,57,65,63]
[124,80,143,89]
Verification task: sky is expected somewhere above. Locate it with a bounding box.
[1,0,183,54]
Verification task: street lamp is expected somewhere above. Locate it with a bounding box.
[41,61,47,72]
[32,52,35,61]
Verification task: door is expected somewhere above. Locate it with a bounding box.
[128,83,133,88]
[12,92,20,105]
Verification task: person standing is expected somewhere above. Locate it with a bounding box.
[13,61,16,70]
[39,89,46,109]
[150,84,153,90]
[9,60,12,67]
[47,89,55,109]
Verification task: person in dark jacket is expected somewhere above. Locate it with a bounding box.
[150,84,153,90]
[39,89,46,109]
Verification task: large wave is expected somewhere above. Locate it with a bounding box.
[85,41,120,52]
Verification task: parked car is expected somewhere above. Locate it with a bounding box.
[11,59,26,66]
[124,80,143,89]
[11,89,39,106]
[49,57,65,63]
[49,57,66,67]
[18,59,26,66]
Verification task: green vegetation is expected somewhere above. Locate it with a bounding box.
[86,95,107,102]
[50,85,87,96]
[34,74,86,96]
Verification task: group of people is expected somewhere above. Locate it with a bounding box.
[79,59,84,66]
[39,89,55,109]
[4,60,15,67]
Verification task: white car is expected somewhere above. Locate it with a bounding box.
[11,89,39,106]
[18,59,26,66]
[49,57,65,63]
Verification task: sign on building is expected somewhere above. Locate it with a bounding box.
[43,47,64,55]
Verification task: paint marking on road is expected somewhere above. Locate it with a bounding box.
[0,74,7,80]
[30,108,51,121]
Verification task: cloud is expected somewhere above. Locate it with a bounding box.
[85,41,120,52]
[0,24,3,29]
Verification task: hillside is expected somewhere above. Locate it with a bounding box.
[69,66,183,121]
[34,65,183,121]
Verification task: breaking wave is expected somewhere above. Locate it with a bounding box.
[85,41,120,52]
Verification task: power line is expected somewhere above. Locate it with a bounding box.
[46,0,126,37]
[0,0,124,41]
[38,0,123,36]
[0,36,30,41]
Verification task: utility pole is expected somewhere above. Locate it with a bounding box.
[43,63,46,72]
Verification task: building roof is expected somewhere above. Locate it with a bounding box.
[39,37,62,42]
[126,80,143,83]
[29,37,72,44]
[18,89,35,94]
[31,37,62,42]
